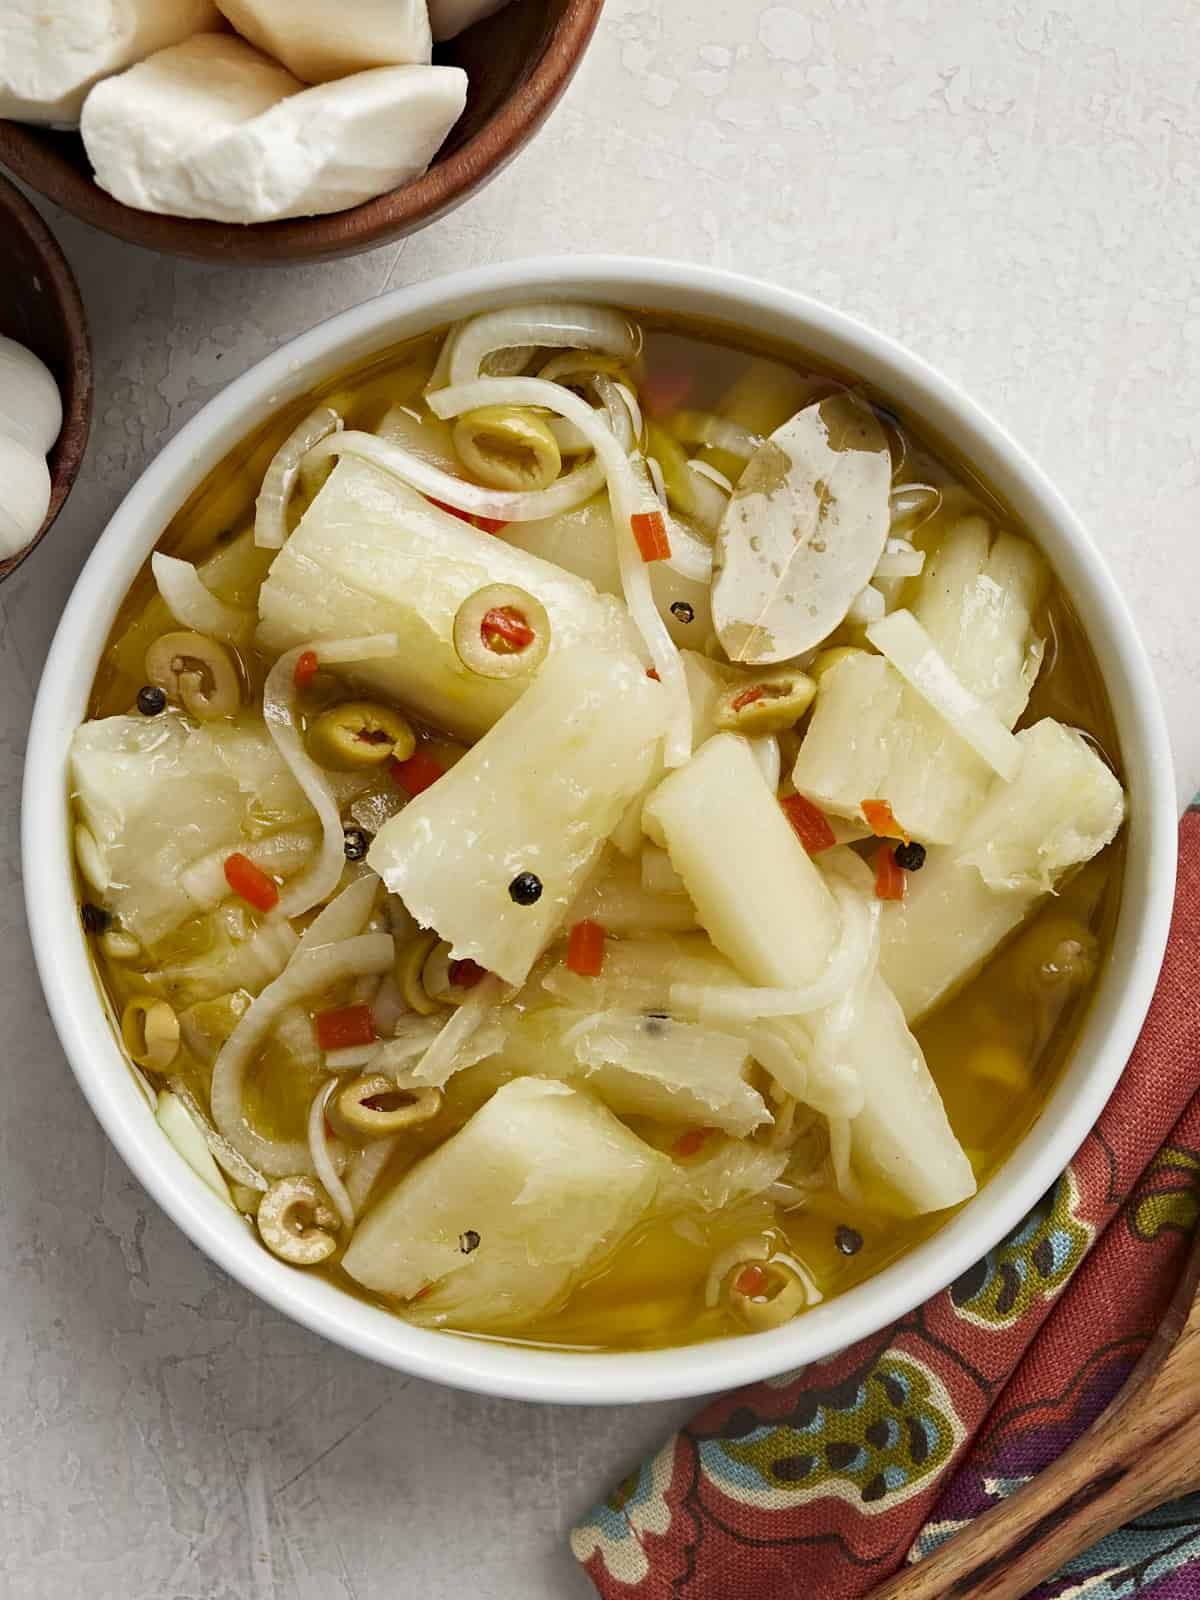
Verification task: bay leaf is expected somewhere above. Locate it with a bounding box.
[711,392,891,664]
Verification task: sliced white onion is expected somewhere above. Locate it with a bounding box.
[674,881,879,1024]
[255,406,342,549]
[867,609,1022,779]
[683,462,730,534]
[165,1076,268,1192]
[365,975,404,1038]
[873,538,926,580]
[272,1003,321,1069]
[747,733,781,793]
[890,482,942,537]
[151,553,254,646]
[646,455,667,504]
[179,829,318,911]
[662,513,714,583]
[548,416,595,455]
[828,1116,859,1201]
[448,303,638,388]
[847,584,887,625]
[323,1042,381,1071]
[589,373,641,452]
[308,1080,355,1231]
[345,1135,399,1213]
[669,412,761,461]
[427,375,691,766]
[688,459,734,493]
[262,637,397,921]
[305,429,606,525]
[210,930,394,1177]
[405,973,507,1088]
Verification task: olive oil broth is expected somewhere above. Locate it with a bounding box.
[82,312,1124,1351]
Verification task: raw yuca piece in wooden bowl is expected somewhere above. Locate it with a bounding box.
[0,0,601,256]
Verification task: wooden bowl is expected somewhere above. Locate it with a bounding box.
[0,174,92,582]
[0,0,603,267]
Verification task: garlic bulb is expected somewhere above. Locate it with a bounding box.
[0,335,61,560]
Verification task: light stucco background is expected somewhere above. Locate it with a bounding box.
[1,2,1197,1595]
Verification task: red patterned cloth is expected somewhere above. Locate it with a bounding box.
[572,810,1200,1599]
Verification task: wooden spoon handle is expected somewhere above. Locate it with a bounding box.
[867,1416,1171,1599]
[869,1225,1200,1599]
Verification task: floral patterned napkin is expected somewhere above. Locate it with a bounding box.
[572,806,1200,1600]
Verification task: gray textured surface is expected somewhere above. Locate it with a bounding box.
[2,2,1198,1595]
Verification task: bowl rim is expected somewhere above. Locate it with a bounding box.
[0,170,93,580]
[23,255,1178,1405]
[0,0,604,266]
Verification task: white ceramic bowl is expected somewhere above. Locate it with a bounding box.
[24,257,1177,1406]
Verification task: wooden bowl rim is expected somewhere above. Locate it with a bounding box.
[0,172,93,583]
[0,0,604,265]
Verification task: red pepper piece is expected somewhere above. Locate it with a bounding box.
[734,1264,768,1298]
[874,845,906,901]
[862,797,910,844]
[631,509,672,562]
[315,1003,376,1051]
[672,1126,717,1158]
[480,605,535,654]
[780,793,836,855]
[391,749,445,796]
[641,369,694,418]
[293,649,319,691]
[428,497,507,534]
[567,919,606,977]
[731,684,767,713]
[448,958,487,990]
[223,852,280,912]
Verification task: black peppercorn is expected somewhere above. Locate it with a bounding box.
[343,827,369,862]
[669,600,695,624]
[893,840,927,872]
[459,1230,481,1254]
[136,685,167,716]
[508,871,543,905]
[835,1225,864,1257]
[81,902,112,935]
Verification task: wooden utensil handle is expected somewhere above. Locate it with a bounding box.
[868,1406,1193,1600]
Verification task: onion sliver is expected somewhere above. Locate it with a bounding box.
[675,882,878,1024]
[670,411,761,461]
[448,303,638,388]
[151,553,254,646]
[304,429,605,524]
[255,405,342,548]
[165,1076,269,1192]
[180,829,318,911]
[308,1081,355,1231]
[263,637,398,921]
[428,375,692,766]
[406,973,506,1088]
[345,1134,399,1213]
[867,608,1022,779]
[210,931,394,1176]
[873,538,926,580]
[682,462,729,535]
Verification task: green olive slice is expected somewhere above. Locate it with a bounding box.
[395,930,443,1015]
[727,1259,812,1330]
[306,701,416,771]
[715,668,817,735]
[452,584,550,680]
[452,405,562,492]
[121,998,180,1073]
[328,1075,443,1139]
[144,631,241,720]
